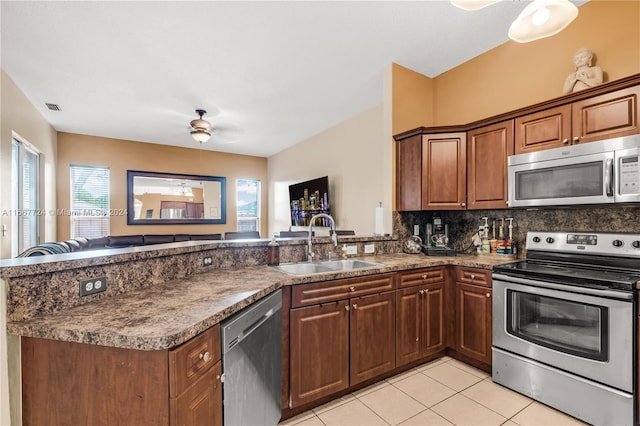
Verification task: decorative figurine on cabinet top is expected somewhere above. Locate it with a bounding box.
[563,48,604,94]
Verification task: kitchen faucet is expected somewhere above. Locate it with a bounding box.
[307,213,338,261]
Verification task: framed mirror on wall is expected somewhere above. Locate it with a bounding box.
[126,170,226,225]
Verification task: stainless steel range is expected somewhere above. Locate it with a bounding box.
[492,231,640,426]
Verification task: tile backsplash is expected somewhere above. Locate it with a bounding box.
[395,205,640,256]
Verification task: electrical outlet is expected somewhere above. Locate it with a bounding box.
[79,276,107,297]
[364,244,375,254]
[346,245,357,255]
[413,225,420,235]
[202,256,213,266]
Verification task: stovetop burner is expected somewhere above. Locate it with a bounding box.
[493,231,640,292]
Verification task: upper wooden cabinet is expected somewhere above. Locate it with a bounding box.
[467,120,514,210]
[515,86,640,154]
[396,133,466,211]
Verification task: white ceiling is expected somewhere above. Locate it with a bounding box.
[1,1,579,158]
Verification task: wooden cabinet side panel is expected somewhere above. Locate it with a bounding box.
[572,86,640,143]
[289,303,349,408]
[396,136,423,211]
[422,134,467,210]
[515,105,571,154]
[467,120,514,210]
[22,337,169,426]
[350,291,396,386]
[396,288,422,367]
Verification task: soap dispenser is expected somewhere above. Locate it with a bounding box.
[481,217,490,254]
[267,234,280,266]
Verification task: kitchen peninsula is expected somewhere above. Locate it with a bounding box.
[3,236,513,425]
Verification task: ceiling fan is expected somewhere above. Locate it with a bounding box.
[188,108,244,145]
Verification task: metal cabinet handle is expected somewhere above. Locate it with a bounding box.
[461,202,466,207]
[421,275,427,280]
[573,136,580,143]
[199,351,211,362]
[470,274,475,280]
[562,138,569,144]
[486,293,491,298]
[352,304,358,310]
[419,290,425,295]
[345,305,350,311]
[349,286,355,292]
[216,375,221,381]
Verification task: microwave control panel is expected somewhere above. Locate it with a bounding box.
[619,155,640,195]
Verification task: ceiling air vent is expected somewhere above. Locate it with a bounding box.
[45,103,61,111]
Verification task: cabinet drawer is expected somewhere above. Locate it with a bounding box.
[291,274,395,308]
[398,267,446,288]
[170,324,221,397]
[455,267,491,287]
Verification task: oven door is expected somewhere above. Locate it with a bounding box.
[493,275,633,392]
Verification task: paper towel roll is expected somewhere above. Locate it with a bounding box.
[375,205,384,235]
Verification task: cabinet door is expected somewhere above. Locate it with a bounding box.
[422,282,445,356]
[456,283,492,365]
[572,86,640,144]
[515,105,571,154]
[422,133,467,210]
[396,287,422,367]
[467,121,514,209]
[289,302,349,407]
[396,135,423,211]
[170,361,222,426]
[350,291,396,385]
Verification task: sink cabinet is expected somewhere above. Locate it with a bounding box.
[21,325,222,426]
[288,274,396,408]
[396,267,446,367]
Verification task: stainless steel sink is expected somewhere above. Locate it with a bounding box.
[272,259,384,275]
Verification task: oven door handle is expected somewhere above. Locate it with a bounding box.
[492,273,634,300]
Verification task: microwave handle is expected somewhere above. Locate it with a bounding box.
[605,158,614,197]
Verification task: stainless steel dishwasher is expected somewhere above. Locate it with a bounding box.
[221,289,282,426]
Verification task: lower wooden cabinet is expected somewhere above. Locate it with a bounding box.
[289,301,350,407]
[21,325,222,426]
[396,281,445,367]
[455,268,492,365]
[288,276,397,409]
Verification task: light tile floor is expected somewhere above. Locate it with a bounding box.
[279,357,587,426]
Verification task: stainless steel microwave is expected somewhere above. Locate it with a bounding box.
[508,135,640,207]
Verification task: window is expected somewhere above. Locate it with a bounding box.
[236,179,260,232]
[70,165,110,238]
[11,138,40,256]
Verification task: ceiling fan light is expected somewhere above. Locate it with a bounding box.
[450,0,500,11]
[191,128,211,143]
[508,0,578,43]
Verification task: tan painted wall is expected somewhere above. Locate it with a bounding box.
[433,1,640,125]
[1,70,58,425]
[391,63,435,134]
[267,105,387,236]
[57,133,268,239]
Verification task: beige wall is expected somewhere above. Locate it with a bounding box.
[392,63,435,134]
[57,133,268,239]
[268,105,388,236]
[1,70,58,426]
[433,1,640,125]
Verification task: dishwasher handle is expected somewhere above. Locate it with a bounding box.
[221,289,282,354]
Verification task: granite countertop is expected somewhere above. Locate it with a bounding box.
[6,253,516,351]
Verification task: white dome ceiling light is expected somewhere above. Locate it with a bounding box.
[190,109,212,144]
[452,0,579,43]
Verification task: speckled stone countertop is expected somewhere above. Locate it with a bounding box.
[6,253,515,351]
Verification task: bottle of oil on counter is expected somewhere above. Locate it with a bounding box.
[267,234,280,266]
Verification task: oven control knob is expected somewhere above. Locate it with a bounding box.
[612,239,624,248]
[545,237,555,244]
[632,241,640,249]
[532,236,541,243]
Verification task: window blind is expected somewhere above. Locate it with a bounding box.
[70,165,110,239]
